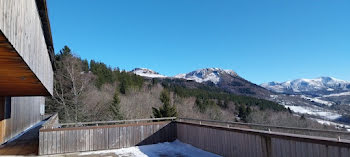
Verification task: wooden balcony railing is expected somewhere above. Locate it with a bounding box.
[178,117,350,141]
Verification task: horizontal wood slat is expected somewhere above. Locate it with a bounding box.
[39,119,350,156]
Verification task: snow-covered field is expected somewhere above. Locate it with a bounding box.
[284,105,341,120]
[322,91,350,98]
[300,95,334,106]
[310,118,350,132]
[78,140,221,157]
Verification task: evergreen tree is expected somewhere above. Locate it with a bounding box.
[119,80,127,94]
[82,59,89,72]
[238,105,251,122]
[109,90,123,120]
[223,99,229,108]
[152,89,177,118]
[217,100,223,108]
[89,60,114,88]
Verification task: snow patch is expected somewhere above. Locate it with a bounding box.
[300,95,334,106]
[174,68,237,84]
[322,91,350,98]
[131,68,167,78]
[261,77,350,93]
[269,95,278,99]
[79,140,221,157]
[311,118,350,131]
[284,105,341,120]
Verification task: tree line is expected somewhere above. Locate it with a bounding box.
[47,46,144,122]
[48,45,284,123]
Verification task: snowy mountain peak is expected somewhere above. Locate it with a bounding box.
[131,68,166,78]
[261,77,350,94]
[174,68,238,84]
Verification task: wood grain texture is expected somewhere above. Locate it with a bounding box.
[1,96,44,144]
[39,122,176,155]
[0,0,53,95]
[176,122,350,157]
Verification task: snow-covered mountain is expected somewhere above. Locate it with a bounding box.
[174,68,238,84]
[261,77,350,95]
[262,77,350,123]
[132,67,271,98]
[131,67,238,83]
[131,68,350,124]
[131,68,166,78]
[174,68,271,98]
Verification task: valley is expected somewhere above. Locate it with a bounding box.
[132,68,350,131]
[46,46,349,133]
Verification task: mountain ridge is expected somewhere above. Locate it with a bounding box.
[261,77,350,95]
[131,67,271,98]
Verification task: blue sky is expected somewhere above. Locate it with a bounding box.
[47,0,350,84]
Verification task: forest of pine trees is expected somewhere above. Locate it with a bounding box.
[48,45,285,124]
[45,45,339,132]
[160,79,286,113]
[47,46,145,122]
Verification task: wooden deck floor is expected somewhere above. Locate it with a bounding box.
[0,121,43,156]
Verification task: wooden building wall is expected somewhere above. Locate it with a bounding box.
[0,96,44,144]
[0,0,53,95]
[177,121,350,157]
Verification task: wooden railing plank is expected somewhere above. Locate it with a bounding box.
[38,121,177,155]
[177,121,350,157]
[40,119,350,156]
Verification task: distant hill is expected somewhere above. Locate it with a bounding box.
[47,46,347,131]
[261,77,350,96]
[131,68,167,78]
[131,68,350,128]
[262,77,350,126]
[132,67,272,99]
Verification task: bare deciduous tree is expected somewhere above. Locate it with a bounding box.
[49,50,92,122]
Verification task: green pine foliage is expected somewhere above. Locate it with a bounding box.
[109,90,123,120]
[152,89,177,118]
[82,59,89,73]
[162,80,285,113]
[90,60,115,88]
[195,97,216,112]
[87,60,144,91]
[117,70,144,94]
[238,105,251,122]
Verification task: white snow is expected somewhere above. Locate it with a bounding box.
[131,68,167,78]
[174,68,237,84]
[269,95,278,99]
[284,105,341,120]
[311,118,350,132]
[322,91,350,98]
[300,95,334,106]
[261,77,350,93]
[79,140,221,157]
[326,88,335,91]
[174,73,186,78]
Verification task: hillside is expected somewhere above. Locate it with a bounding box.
[46,46,344,131]
[262,77,350,127]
